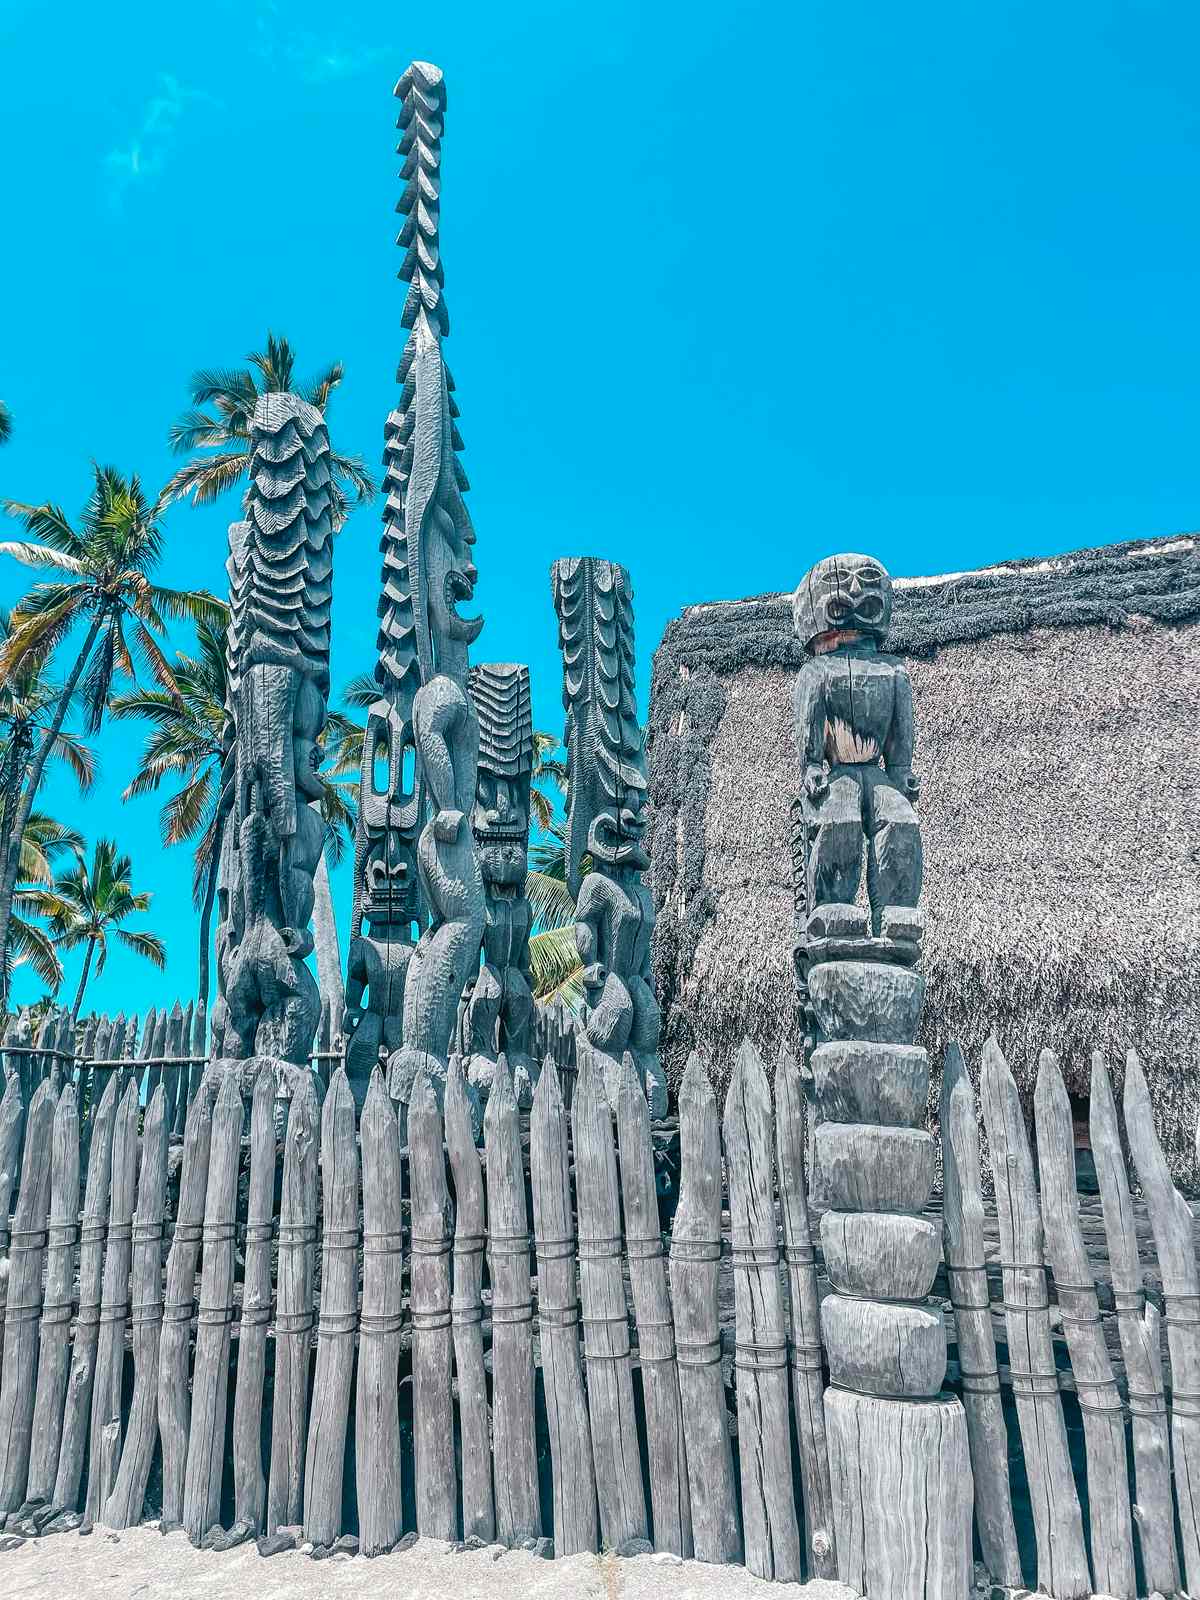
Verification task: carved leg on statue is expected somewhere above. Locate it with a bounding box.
[863,774,922,937]
[628,974,666,1119]
[805,773,867,927]
[585,970,635,1109]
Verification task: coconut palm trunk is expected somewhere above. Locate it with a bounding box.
[0,612,103,1007]
[196,814,223,1012]
[71,932,98,1020]
[312,841,344,1011]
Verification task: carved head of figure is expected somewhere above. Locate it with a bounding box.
[468,662,533,892]
[587,751,649,874]
[473,772,528,888]
[793,553,894,655]
[362,839,419,930]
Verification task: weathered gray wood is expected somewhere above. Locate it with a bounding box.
[722,1039,800,1581]
[409,1067,457,1539]
[356,1066,405,1555]
[267,1070,318,1534]
[939,1042,1022,1589]
[1125,1045,1200,1591]
[1091,1049,1180,1598]
[827,1390,972,1600]
[182,1068,243,1541]
[572,1043,647,1549]
[26,1085,79,1505]
[775,1045,837,1579]
[615,1052,691,1557]
[484,1054,541,1544]
[444,1056,494,1544]
[158,1070,215,1526]
[0,1074,25,1421]
[104,1082,168,1528]
[980,1036,1089,1600]
[668,1052,740,1564]
[1035,1048,1135,1599]
[231,1064,277,1534]
[530,1056,598,1555]
[302,1067,359,1547]
[85,1077,139,1525]
[0,1078,55,1512]
[52,1070,116,1514]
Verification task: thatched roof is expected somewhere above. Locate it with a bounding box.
[646,534,1200,1182]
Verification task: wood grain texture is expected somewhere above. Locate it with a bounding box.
[1090,1049,1180,1598]
[1124,1044,1200,1592]
[484,1054,541,1544]
[572,1043,647,1549]
[231,1064,278,1534]
[939,1042,1021,1589]
[980,1036,1089,1600]
[267,1070,318,1534]
[104,1083,168,1528]
[357,1066,405,1555]
[774,1046,836,1579]
[1035,1048,1134,1599]
[85,1076,139,1525]
[26,1085,79,1506]
[827,1389,971,1600]
[0,1077,55,1512]
[445,1057,494,1544]
[668,1052,741,1565]
[303,1067,359,1546]
[0,1070,26,1399]
[616,1052,691,1556]
[722,1039,799,1581]
[530,1056,598,1555]
[183,1068,244,1541]
[158,1070,215,1525]
[409,1067,457,1539]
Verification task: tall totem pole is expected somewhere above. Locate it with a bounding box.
[463,662,537,1104]
[211,393,334,1066]
[552,558,665,1116]
[791,553,971,1599]
[373,61,487,1112]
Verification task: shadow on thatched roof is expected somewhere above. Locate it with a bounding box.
[646,533,1200,1183]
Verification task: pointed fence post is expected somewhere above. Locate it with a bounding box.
[105,1082,169,1528]
[1125,1045,1200,1591]
[484,1054,541,1545]
[159,1071,215,1527]
[409,1067,457,1539]
[668,1052,740,1564]
[775,1044,837,1578]
[231,1065,278,1535]
[85,1075,139,1526]
[572,1044,648,1549]
[268,1071,318,1534]
[52,1071,116,1516]
[616,1052,691,1557]
[0,1074,25,1398]
[1091,1050,1180,1598]
[1035,1048,1135,1598]
[980,1037,1090,1599]
[357,1066,405,1555]
[939,1043,1022,1589]
[303,1067,359,1547]
[530,1056,598,1555]
[26,1084,79,1506]
[0,1078,55,1512]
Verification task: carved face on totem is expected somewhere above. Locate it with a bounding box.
[473,772,528,889]
[793,553,894,655]
[587,752,649,873]
[361,838,419,929]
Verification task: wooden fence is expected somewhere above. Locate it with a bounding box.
[0,1026,1198,1599]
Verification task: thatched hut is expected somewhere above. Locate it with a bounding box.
[646,534,1200,1182]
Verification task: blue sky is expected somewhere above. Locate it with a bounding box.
[1,0,1197,1012]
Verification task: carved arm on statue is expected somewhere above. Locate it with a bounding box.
[574,877,604,995]
[793,668,830,803]
[414,681,466,840]
[344,940,367,1033]
[884,668,920,804]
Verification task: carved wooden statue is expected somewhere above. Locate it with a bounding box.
[552,558,665,1116]
[464,662,536,1104]
[792,552,970,1599]
[383,61,487,1110]
[210,393,333,1065]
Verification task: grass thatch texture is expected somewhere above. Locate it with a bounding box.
[647,535,1200,1183]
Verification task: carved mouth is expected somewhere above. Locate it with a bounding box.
[444,568,483,639]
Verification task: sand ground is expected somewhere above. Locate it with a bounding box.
[1,1526,860,1600]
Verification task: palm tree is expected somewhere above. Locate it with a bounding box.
[0,403,12,446]
[0,466,220,1007]
[159,333,376,529]
[526,817,585,1007]
[530,730,568,832]
[27,837,166,1020]
[113,628,361,1008]
[5,810,84,995]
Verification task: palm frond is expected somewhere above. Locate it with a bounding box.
[156,451,249,509]
[114,927,166,969]
[527,924,585,1005]
[161,768,215,845]
[526,869,578,932]
[339,672,379,710]
[6,910,63,990]
[301,362,345,410]
[167,409,231,455]
[0,539,86,574]
[330,451,377,504]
